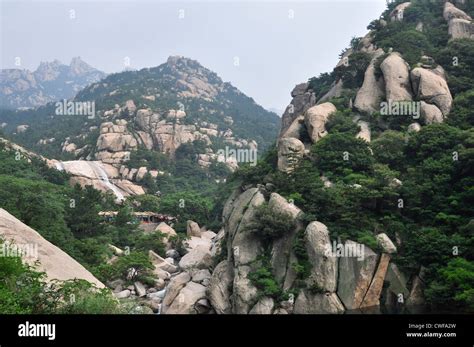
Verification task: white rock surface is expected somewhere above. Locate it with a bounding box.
[0,208,104,288]
[381,53,412,102]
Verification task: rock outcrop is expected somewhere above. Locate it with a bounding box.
[444,2,474,40]
[390,2,411,22]
[304,102,337,143]
[294,291,345,314]
[356,119,371,143]
[305,221,338,292]
[410,67,453,116]
[249,297,275,314]
[380,53,413,101]
[204,187,422,314]
[376,233,397,254]
[207,260,233,314]
[164,281,207,314]
[51,160,144,201]
[318,80,344,104]
[354,49,386,114]
[360,253,391,308]
[281,115,305,140]
[277,137,305,173]
[0,208,104,288]
[280,83,314,137]
[420,101,444,124]
[337,241,378,310]
[95,120,138,165]
[178,245,213,270]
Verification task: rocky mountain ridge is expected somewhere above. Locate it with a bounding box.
[0,56,279,197]
[0,57,106,109]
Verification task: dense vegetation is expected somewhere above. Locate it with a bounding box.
[232,0,474,311]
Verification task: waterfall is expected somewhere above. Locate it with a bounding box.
[53,160,126,202]
[90,161,125,202]
[54,161,65,171]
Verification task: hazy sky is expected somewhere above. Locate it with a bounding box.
[0,0,387,112]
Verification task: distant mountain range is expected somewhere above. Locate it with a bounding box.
[0,57,106,109]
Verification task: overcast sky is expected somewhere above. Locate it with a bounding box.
[0,0,387,112]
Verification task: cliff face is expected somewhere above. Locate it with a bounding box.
[202,188,410,314]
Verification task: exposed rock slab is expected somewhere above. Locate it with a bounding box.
[0,208,104,288]
[280,83,313,137]
[161,272,191,311]
[411,67,452,116]
[385,263,410,299]
[231,191,266,266]
[187,220,202,237]
[356,120,371,143]
[390,2,411,22]
[178,245,213,270]
[448,18,474,40]
[360,253,391,308]
[268,193,302,286]
[380,52,413,102]
[444,2,472,21]
[277,137,305,173]
[420,101,444,124]
[376,233,397,254]
[232,265,259,314]
[165,281,207,314]
[406,275,425,306]
[207,260,233,314]
[293,291,345,314]
[305,221,338,292]
[249,297,274,314]
[337,241,378,310]
[281,115,305,140]
[304,102,337,143]
[354,49,386,114]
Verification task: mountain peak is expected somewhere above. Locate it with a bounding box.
[69,56,96,76]
[165,55,207,74]
[34,59,63,81]
[0,57,106,108]
[166,55,199,66]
